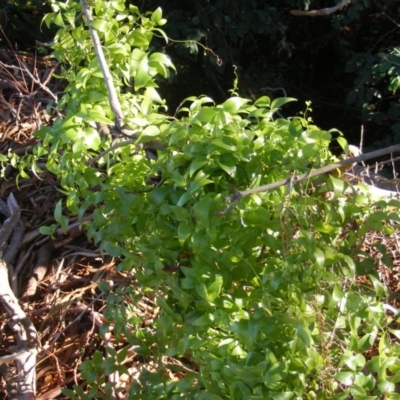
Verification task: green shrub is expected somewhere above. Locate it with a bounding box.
[16,1,400,398]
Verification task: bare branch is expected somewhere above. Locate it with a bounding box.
[19,62,58,102]
[81,0,124,130]
[290,0,351,17]
[88,139,137,166]
[0,195,40,399]
[0,193,21,252]
[224,143,400,203]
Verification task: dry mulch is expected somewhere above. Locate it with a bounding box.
[0,48,399,399]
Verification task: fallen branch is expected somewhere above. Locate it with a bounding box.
[20,242,54,302]
[0,194,40,399]
[290,0,351,17]
[222,143,400,207]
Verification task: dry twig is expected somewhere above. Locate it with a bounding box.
[223,143,400,207]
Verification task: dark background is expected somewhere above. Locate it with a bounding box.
[2,0,400,153]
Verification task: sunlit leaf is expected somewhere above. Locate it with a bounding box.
[271,97,297,109]
[222,97,250,114]
[336,371,354,386]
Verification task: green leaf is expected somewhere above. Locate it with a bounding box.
[178,220,193,244]
[83,127,101,150]
[42,13,53,30]
[327,175,345,199]
[313,247,325,268]
[193,197,213,223]
[196,275,223,302]
[177,191,193,207]
[140,97,152,115]
[242,207,271,226]
[192,231,209,253]
[354,372,376,392]
[332,284,344,302]
[156,296,174,314]
[170,128,188,144]
[358,333,377,352]
[53,12,65,27]
[86,110,113,124]
[142,125,160,138]
[296,324,312,346]
[39,225,57,236]
[222,97,250,114]
[337,136,349,153]
[189,156,208,176]
[369,274,387,297]
[195,107,219,123]
[98,281,110,292]
[342,353,366,371]
[211,137,236,151]
[149,52,173,66]
[128,30,150,47]
[91,19,108,33]
[264,363,286,387]
[216,154,237,176]
[336,371,354,386]
[61,389,76,398]
[254,96,271,107]
[170,205,190,221]
[189,96,214,111]
[207,275,224,302]
[271,97,297,109]
[349,386,367,397]
[54,199,69,233]
[150,7,163,24]
[189,171,213,193]
[365,211,389,231]
[377,380,395,393]
[86,90,107,103]
[191,313,214,326]
[111,1,125,11]
[100,241,122,257]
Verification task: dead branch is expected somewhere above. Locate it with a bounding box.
[20,242,54,302]
[290,0,351,17]
[0,194,40,399]
[223,143,400,205]
[19,62,58,102]
[81,0,124,130]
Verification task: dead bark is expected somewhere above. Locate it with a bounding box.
[0,194,40,399]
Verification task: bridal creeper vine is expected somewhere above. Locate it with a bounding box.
[18,0,400,398]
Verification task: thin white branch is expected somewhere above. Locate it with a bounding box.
[81,0,124,129]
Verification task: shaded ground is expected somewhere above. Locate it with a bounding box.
[0,48,399,399]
